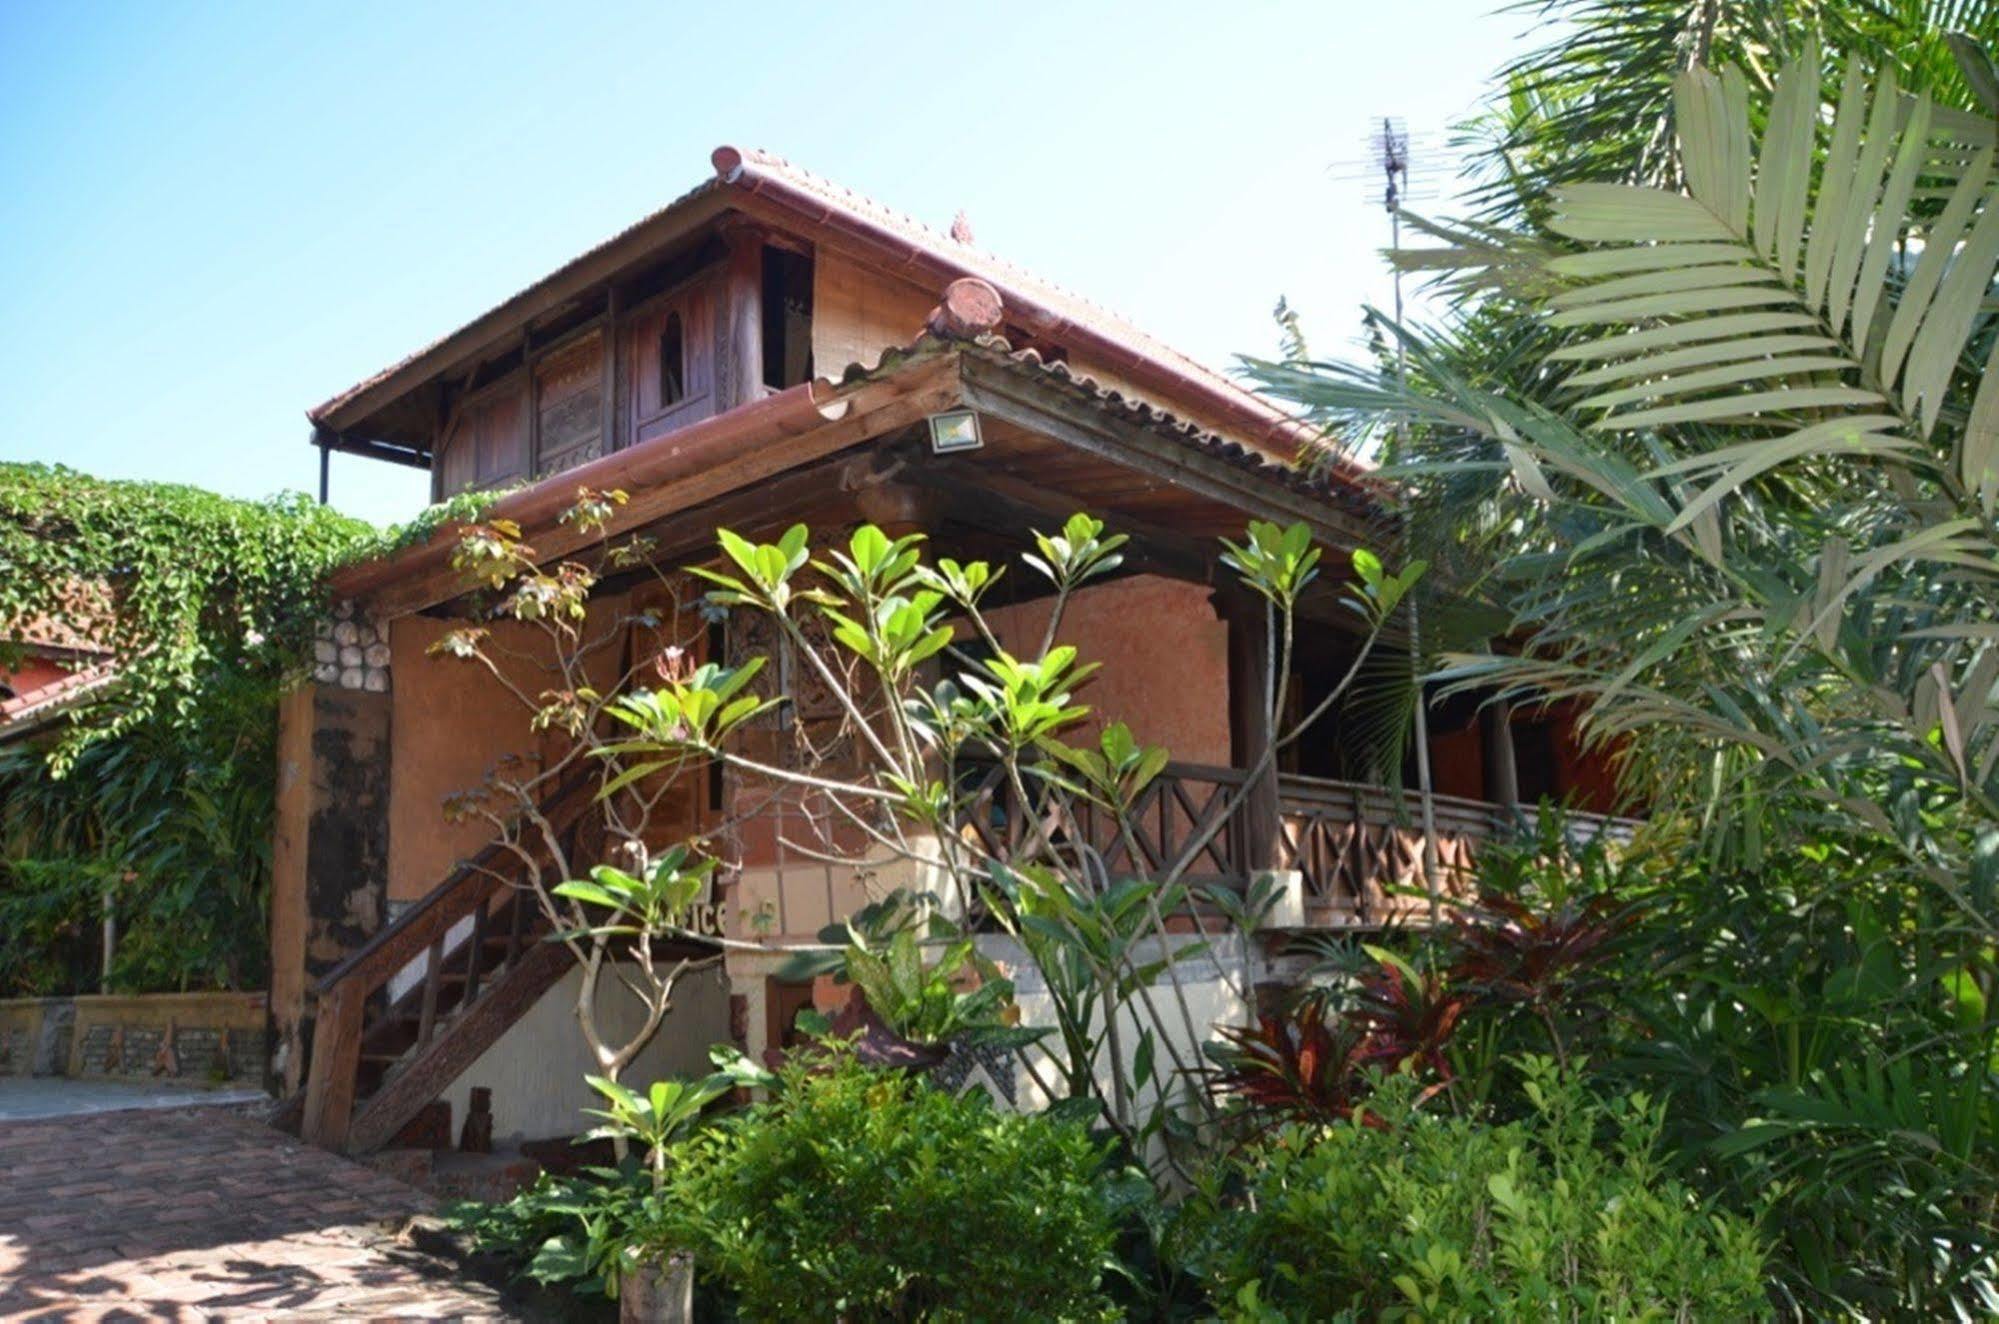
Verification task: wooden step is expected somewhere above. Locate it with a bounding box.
[343,938,571,1154]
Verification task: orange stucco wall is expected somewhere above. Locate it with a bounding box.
[1550,710,1625,814]
[387,590,706,902]
[386,615,597,903]
[979,574,1231,767]
[1429,723,1485,801]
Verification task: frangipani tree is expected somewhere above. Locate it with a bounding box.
[595,512,1419,1182]
[435,494,730,1099]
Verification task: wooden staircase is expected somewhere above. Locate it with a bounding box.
[301,774,599,1154]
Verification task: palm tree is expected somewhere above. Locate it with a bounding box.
[1261,36,1999,910]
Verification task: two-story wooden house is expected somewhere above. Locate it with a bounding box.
[277,146,1627,1155]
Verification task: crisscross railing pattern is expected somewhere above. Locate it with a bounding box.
[949,757,1638,924]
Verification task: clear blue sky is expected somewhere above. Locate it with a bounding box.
[0,1,1532,528]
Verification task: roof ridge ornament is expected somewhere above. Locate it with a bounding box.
[925,277,1004,342]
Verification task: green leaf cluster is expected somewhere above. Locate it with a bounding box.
[1180,1061,1769,1322]
[0,462,379,770]
[654,1049,1126,1322]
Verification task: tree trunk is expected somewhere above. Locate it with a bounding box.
[621,1251,694,1324]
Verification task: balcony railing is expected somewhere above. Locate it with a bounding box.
[955,758,1639,926]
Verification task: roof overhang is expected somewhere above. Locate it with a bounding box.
[0,664,119,744]
[327,338,1382,621]
[307,146,1373,494]
[308,182,733,448]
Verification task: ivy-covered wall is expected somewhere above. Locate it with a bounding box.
[0,463,408,997]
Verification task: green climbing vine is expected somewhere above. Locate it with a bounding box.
[1,462,373,766]
[0,461,503,993]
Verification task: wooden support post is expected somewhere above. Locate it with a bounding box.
[464,903,488,1003]
[1481,699,1520,814]
[601,284,621,454]
[301,983,363,1151]
[1225,598,1281,873]
[719,222,765,412]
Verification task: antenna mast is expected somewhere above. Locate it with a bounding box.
[1346,115,1443,907]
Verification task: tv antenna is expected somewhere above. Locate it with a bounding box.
[1332,115,1458,901]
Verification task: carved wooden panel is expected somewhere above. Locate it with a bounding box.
[437,382,529,497]
[534,333,603,477]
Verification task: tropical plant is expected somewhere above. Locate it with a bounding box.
[0,465,507,993]
[1459,1,1999,227]
[838,926,1017,1047]
[0,643,284,994]
[1242,10,1999,1312]
[1208,997,1382,1132]
[445,1165,651,1300]
[579,1071,730,1192]
[0,462,378,769]
[1267,38,1999,894]
[1210,827,1639,1131]
[593,511,1422,1184]
[654,1047,1127,1323]
[1178,1059,1770,1322]
[1592,833,1999,1316]
[1253,39,1999,1305]
[430,491,732,1101]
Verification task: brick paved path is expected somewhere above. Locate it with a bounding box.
[0,1105,533,1320]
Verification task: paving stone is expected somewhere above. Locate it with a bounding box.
[0,1105,533,1320]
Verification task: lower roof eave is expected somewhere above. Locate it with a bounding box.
[330,348,967,620]
[327,338,1383,624]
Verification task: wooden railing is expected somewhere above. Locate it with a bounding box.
[956,758,1252,890]
[951,758,1639,925]
[300,771,600,1151]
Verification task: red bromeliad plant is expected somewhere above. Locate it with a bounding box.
[1446,890,1635,1069]
[1208,949,1466,1131]
[1208,999,1383,1131]
[1210,849,1641,1127]
[1349,946,1469,1084]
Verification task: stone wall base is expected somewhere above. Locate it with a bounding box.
[0,991,267,1083]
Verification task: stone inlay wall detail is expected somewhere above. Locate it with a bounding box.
[311,599,391,693]
[0,1025,28,1076]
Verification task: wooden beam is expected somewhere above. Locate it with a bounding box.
[601,285,621,455]
[903,446,1365,630]
[956,354,1373,550]
[573,452,904,604]
[719,222,765,412]
[365,357,966,619]
[300,982,363,1151]
[903,455,1220,586]
[1481,701,1520,809]
[1225,601,1281,872]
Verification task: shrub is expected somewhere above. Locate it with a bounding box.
[657,1048,1122,1321]
[446,1166,650,1300]
[1181,1060,1768,1322]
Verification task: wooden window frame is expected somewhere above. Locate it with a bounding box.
[625,273,719,446]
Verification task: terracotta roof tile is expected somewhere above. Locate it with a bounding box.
[963,338,1384,523]
[310,146,1370,491]
[0,662,116,735]
[714,148,1317,445]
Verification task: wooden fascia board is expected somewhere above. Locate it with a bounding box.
[312,190,735,435]
[954,355,1373,552]
[360,355,967,619]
